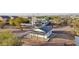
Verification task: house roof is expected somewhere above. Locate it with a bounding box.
[40,26,52,33]
[1,16,10,19]
[34,21,53,33]
[0,16,18,19]
[40,22,53,33]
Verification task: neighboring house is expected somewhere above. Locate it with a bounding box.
[34,18,48,28]
[28,22,53,41]
[0,16,10,24]
[0,16,17,21]
[0,16,18,26]
[31,17,48,25]
[0,16,10,21]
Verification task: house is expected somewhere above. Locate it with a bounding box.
[28,22,54,41]
[0,16,18,21]
[0,16,10,21]
[0,16,10,25]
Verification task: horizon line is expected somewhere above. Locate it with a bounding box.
[0,13,79,16]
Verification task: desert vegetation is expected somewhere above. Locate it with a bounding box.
[0,30,21,46]
[0,15,78,46]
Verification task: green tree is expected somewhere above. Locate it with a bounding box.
[51,16,62,26]
[0,20,4,28]
[71,18,79,36]
[0,30,21,46]
[9,17,23,31]
[67,18,75,27]
[9,17,30,31]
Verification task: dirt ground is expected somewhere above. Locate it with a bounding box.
[46,33,75,46]
[22,26,75,46]
[0,26,75,46]
[22,33,75,46]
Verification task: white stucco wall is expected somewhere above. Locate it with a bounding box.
[29,33,47,39]
[33,29,45,33]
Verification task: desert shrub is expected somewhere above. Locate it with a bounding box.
[0,20,5,28]
[71,18,79,36]
[51,16,62,25]
[0,30,21,46]
[20,18,30,23]
[9,17,30,31]
[9,18,23,31]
